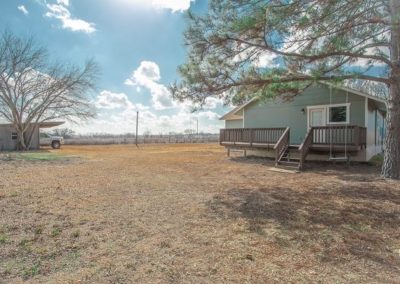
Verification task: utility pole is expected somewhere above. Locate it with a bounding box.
[135,111,139,147]
[196,118,199,136]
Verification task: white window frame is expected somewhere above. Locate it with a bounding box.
[326,103,350,125]
[307,105,326,129]
[307,103,350,128]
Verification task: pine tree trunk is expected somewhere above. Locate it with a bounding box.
[382,0,400,179]
[382,83,400,179]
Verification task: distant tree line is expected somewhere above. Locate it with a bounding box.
[45,128,217,139]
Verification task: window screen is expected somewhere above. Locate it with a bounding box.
[329,106,347,123]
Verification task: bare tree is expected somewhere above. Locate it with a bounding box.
[0,31,98,150]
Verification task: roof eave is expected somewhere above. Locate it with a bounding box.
[39,121,65,128]
[219,97,259,120]
[320,82,387,105]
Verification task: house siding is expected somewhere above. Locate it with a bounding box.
[243,84,366,144]
[225,119,243,128]
[0,125,17,150]
[365,99,385,160]
[0,125,40,151]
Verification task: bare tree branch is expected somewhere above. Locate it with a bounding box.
[0,31,99,150]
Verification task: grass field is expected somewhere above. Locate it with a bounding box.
[0,144,399,283]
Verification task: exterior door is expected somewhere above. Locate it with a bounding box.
[308,107,326,143]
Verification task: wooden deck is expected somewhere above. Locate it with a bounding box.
[220,126,366,150]
[220,141,276,149]
[221,143,360,152]
[310,144,360,152]
[219,128,286,147]
[220,126,367,170]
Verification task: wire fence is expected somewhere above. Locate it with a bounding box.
[64,134,219,145]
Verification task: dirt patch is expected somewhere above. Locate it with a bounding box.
[0,144,399,283]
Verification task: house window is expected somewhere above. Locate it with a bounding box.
[328,104,349,124]
[11,132,18,140]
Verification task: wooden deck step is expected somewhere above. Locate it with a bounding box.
[276,145,301,170]
[266,167,299,173]
[283,158,300,162]
[278,160,300,166]
[276,164,300,171]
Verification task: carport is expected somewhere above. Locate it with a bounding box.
[0,121,64,151]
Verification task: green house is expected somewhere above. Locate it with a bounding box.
[219,83,387,169]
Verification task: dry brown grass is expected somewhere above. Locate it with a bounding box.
[0,144,399,283]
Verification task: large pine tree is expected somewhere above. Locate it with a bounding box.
[172,0,399,179]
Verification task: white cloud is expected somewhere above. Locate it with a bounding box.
[350,40,389,68]
[70,108,223,135]
[281,27,388,69]
[124,61,223,111]
[151,0,194,12]
[18,5,29,15]
[131,108,222,134]
[96,90,149,111]
[125,61,177,110]
[204,97,223,109]
[253,52,279,68]
[232,45,278,68]
[197,110,220,120]
[152,89,176,110]
[131,61,161,82]
[57,0,69,6]
[45,3,96,33]
[70,99,224,135]
[96,91,133,109]
[122,0,193,12]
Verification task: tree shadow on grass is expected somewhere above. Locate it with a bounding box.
[307,162,382,182]
[229,156,382,181]
[207,183,400,269]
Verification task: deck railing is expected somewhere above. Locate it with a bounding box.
[219,128,287,145]
[220,125,367,170]
[311,125,367,147]
[273,127,290,165]
[299,128,313,170]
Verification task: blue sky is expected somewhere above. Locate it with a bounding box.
[0,0,226,134]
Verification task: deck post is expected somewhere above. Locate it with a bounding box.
[354,126,360,147]
[227,148,230,157]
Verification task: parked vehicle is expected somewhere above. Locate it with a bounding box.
[39,133,64,149]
